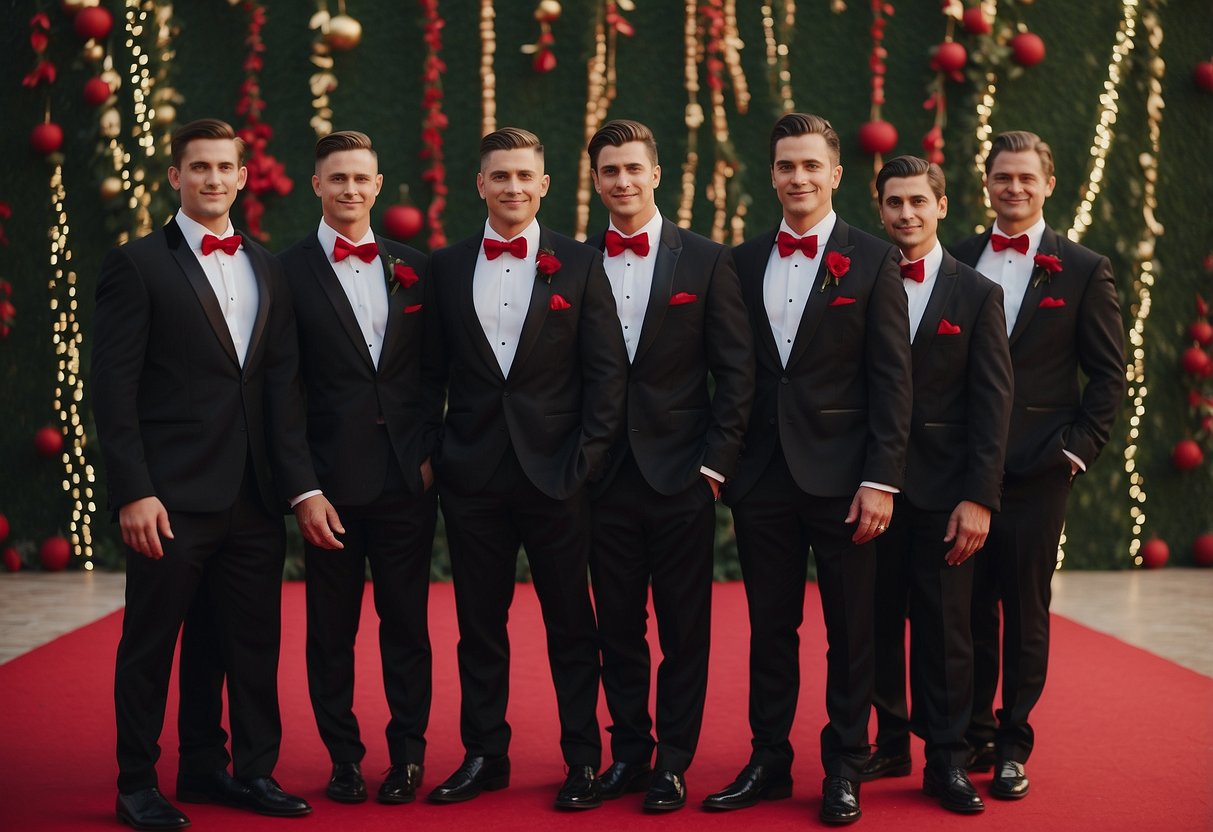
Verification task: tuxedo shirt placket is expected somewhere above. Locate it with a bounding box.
[763,216,835,367]
[603,213,662,364]
[318,222,388,368]
[474,221,538,378]
[975,218,1045,336]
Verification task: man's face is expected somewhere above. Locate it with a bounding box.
[591,141,661,231]
[168,138,246,228]
[984,149,1055,234]
[771,132,842,230]
[312,148,382,233]
[477,147,550,238]
[878,173,947,262]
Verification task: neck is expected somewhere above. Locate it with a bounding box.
[182,209,230,236]
[783,207,830,236]
[327,217,371,241]
[900,238,936,263]
[995,213,1042,237]
[488,216,533,241]
[611,204,657,237]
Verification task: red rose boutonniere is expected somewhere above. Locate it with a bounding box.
[535,248,562,285]
[820,251,851,293]
[384,255,419,295]
[1032,253,1063,288]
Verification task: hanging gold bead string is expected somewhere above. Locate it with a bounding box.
[760,1,796,113]
[970,0,998,230]
[574,6,614,241]
[480,0,497,136]
[677,0,702,228]
[123,1,176,237]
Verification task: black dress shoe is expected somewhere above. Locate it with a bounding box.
[555,765,602,810]
[378,763,424,804]
[859,747,912,781]
[990,760,1029,800]
[642,770,686,812]
[116,788,191,831]
[819,776,861,825]
[326,761,367,804]
[923,766,985,813]
[176,769,250,807]
[428,756,510,803]
[240,777,313,816]
[965,740,996,772]
[702,764,793,810]
[598,761,652,799]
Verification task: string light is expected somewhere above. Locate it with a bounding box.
[123,1,176,237]
[677,0,702,228]
[760,1,796,113]
[970,0,998,229]
[574,6,614,241]
[480,0,496,136]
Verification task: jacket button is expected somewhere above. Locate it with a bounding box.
[768,417,776,425]
[780,376,789,384]
[503,391,511,398]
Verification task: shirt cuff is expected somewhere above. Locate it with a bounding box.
[860,481,900,494]
[289,489,323,509]
[700,466,725,483]
[1063,450,1086,473]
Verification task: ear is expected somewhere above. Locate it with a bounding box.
[235,165,248,192]
[538,173,551,198]
[373,173,384,196]
[476,171,486,200]
[168,166,181,191]
[1043,175,1056,198]
[938,194,949,218]
[312,174,322,197]
[830,164,843,190]
[590,168,600,193]
[651,164,662,189]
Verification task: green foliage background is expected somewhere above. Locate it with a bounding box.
[1,0,1210,574]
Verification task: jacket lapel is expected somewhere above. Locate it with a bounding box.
[303,234,376,371]
[241,237,273,373]
[785,219,850,370]
[509,226,553,379]
[1008,225,1057,346]
[631,218,680,366]
[459,234,505,380]
[166,218,240,368]
[744,228,782,369]
[913,250,959,358]
[376,234,407,372]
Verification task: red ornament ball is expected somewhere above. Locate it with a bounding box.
[934,41,968,73]
[0,299,15,323]
[1172,438,1204,471]
[34,426,64,458]
[30,122,64,156]
[39,536,71,572]
[0,513,8,543]
[74,6,113,40]
[1010,33,1046,68]
[1140,538,1169,569]
[1193,533,1213,567]
[1193,61,1213,93]
[383,204,424,241]
[857,120,898,155]
[83,76,112,106]
[1189,320,1213,346]
[962,7,991,35]
[1181,345,1211,376]
[3,547,21,573]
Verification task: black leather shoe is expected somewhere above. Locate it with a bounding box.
[859,747,912,781]
[819,776,861,825]
[554,765,602,810]
[176,769,250,807]
[923,766,985,813]
[598,761,652,799]
[642,770,686,812]
[116,788,191,831]
[428,756,510,803]
[702,764,793,810]
[240,777,312,816]
[990,760,1029,800]
[965,740,996,772]
[326,762,367,804]
[378,763,423,804]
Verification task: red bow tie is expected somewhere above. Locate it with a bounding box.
[604,230,650,258]
[201,234,242,257]
[483,237,527,260]
[900,259,925,283]
[776,231,818,259]
[990,233,1029,255]
[333,237,380,263]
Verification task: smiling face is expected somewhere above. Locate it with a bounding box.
[168,137,247,234]
[878,173,947,262]
[477,146,550,240]
[770,132,842,234]
[591,141,661,235]
[313,148,382,239]
[984,149,1055,235]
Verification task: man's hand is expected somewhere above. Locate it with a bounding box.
[845,486,893,544]
[119,496,174,559]
[294,494,345,550]
[943,500,991,566]
[703,474,722,501]
[420,457,434,492]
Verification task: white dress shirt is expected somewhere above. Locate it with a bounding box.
[902,242,943,343]
[474,219,541,378]
[316,220,389,368]
[176,209,258,367]
[975,217,1046,337]
[603,210,664,363]
[764,212,837,367]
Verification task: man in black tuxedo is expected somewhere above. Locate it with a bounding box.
[583,119,753,811]
[703,113,912,825]
[861,156,1012,814]
[425,127,627,810]
[92,119,315,830]
[949,130,1124,800]
[278,130,441,806]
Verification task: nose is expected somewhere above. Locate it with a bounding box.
[898,203,915,220]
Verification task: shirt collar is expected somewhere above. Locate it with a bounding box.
[606,210,664,258]
[317,220,376,263]
[176,209,236,253]
[779,210,837,249]
[483,217,541,256]
[991,217,1046,254]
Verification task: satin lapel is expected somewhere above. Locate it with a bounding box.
[632,219,680,367]
[459,234,504,380]
[303,234,375,371]
[785,220,851,370]
[377,234,406,372]
[913,251,959,360]
[242,238,273,372]
[509,226,553,379]
[1009,226,1057,346]
[166,219,240,367]
[744,228,782,369]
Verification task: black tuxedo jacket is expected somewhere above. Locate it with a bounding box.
[430,224,627,501]
[902,251,1012,513]
[278,233,441,504]
[92,218,317,515]
[726,218,912,504]
[585,219,754,495]
[950,226,1124,480]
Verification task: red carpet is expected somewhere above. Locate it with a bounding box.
[0,582,1209,831]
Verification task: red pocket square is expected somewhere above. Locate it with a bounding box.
[549,294,572,311]
[1038,296,1066,309]
[669,292,698,306]
[936,319,962,335]
[829,296,856,307]
[403,304,423,314]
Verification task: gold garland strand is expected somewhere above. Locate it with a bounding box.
[760,1,796,113]
[123,0,176,237]
[970,0,998,230]
[574,7,613,241]
[677,0,702,228]
[480,0,496,136]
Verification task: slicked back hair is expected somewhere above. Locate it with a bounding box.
[316,130,376,162]
[876,155,946,201]
[986,130,1054,179]
[171,118,243,168]
[587,119,659,170]
[769,112,841,166]
[479,127,544,168]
